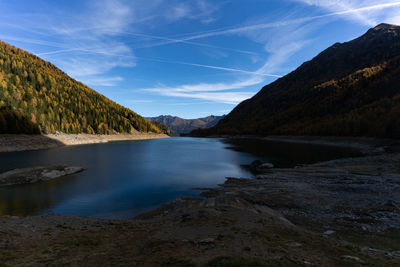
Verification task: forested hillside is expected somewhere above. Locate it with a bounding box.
[0,41,164,134]
[192,23,400,138]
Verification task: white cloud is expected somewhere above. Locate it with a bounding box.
[140,40,306,104]
[147,90,254,105]
[81,76,124,87]
[4,0,398,107]
[126,100,155,103]
[129,31,261,56]
[10,0,136,86]
[143,77,263,94]
[141,16,312,104]
[134,0,400,50]
[292,0,400,26]
[136,0,400,106]
[1,0,226,87]
[166,4,191,21]
[141,76,263,104]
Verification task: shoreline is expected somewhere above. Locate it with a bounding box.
[0,133,170,153]
[0,139,399,265]
[202,134,399,155]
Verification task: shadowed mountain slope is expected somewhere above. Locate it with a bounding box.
[192,24,400,138]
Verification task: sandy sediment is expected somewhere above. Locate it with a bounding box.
[46,132,170,145]
[0,133,169,153]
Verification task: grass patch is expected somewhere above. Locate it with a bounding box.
[339,229,400,251]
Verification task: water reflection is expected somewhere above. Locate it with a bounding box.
[222,138,361,168]
[0,137,361,219]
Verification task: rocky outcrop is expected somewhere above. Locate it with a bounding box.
[249,160,274,173]
[0,166,84,186]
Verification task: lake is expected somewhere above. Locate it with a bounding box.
[0,137,361,219]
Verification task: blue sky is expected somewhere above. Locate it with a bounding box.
[1,0,400,118]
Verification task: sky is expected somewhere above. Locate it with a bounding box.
[1,1,400,119]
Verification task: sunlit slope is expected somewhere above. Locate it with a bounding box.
[0,40,164,134]
[148,115,224,134]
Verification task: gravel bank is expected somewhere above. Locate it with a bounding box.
[0,133,169,153]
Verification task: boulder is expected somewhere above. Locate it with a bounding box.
[0,166,85,187]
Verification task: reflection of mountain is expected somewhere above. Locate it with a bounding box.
[0,174,81,216]
[147,115,224,134]
[0,40,164,134]
[192,24,400,138]
[222,138,361,168]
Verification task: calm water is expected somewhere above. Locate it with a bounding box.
[0,137,361,219]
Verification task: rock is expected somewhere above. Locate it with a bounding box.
[323,230,335,235]
[199,238,215,244]
[341,255,361,261]
[392,251,400,258]
[243,246,251,251]
[250,160,263,168]
[288,242,302,247]
[0,166,85,187]
[249,160,274,172]
[259,163,274,169]
[385,200,400,209]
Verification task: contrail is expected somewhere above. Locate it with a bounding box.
[134,56,282,78]
[37,48,80,56]
[141,1,400,45]
[30,30,259,57]
[35,46,281,78]
[8,1,400,79]
[171,61,282,78]
[121,31,261,56]
[0,35,69,49]
[28,1,400,58]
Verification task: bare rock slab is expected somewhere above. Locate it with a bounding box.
[0,166,84,187]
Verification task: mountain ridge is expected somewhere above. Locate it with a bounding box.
[191,23,400,138]
[147,115,224,134]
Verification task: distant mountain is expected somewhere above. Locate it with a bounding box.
[147,115,224,134]
[0,40,165,134]
[192,23,400,138]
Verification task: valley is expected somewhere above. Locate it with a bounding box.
[1,19,400,266]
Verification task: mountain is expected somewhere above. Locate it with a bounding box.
[0,40,165,134]
[192,23,400,138]
[147,115,224,134]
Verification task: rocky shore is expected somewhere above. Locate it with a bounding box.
[0,133,169,153]
[0,139,400,265]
